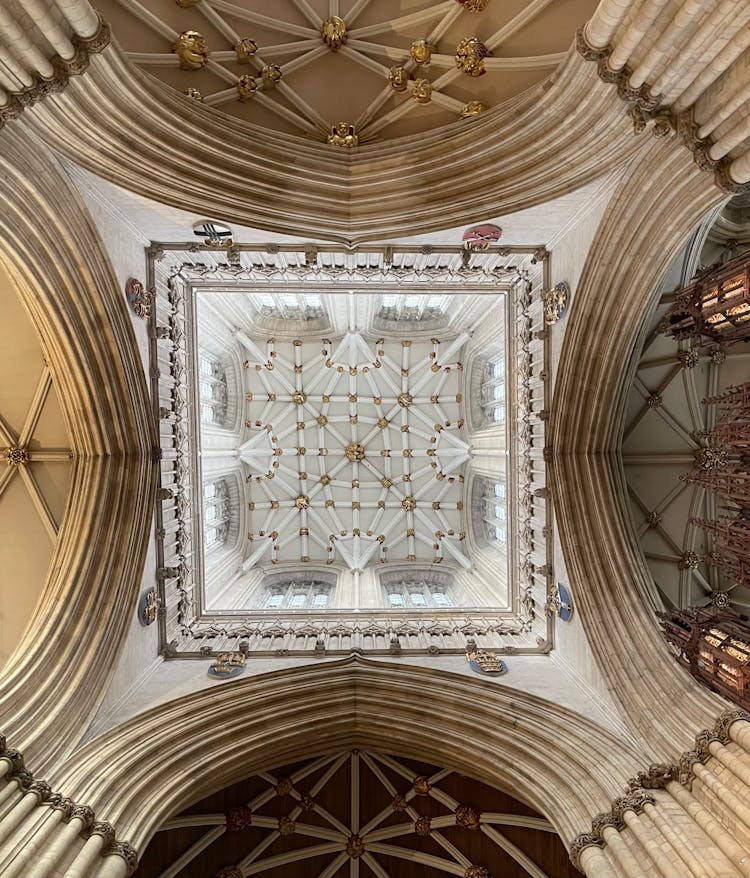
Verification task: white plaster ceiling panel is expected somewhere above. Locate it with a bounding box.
[100,0,599,142]
[237,332,470,571]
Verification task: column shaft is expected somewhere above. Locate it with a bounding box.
[63,832,106,878]
[580,844,622,877]
[2,808,64,878]
[668,781,750,877]
[600,825,652,878]
[26,816,85,878]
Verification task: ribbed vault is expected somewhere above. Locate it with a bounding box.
[0,127,156,772]
[135,748,579,878]
[551,138,728,756]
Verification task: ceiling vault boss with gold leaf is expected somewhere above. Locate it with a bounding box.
[2,1,750,878]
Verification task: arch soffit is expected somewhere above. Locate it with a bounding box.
[22,43,646,240]
[550,139,730,757]
[0,127,157,771]
[54,657,646,850]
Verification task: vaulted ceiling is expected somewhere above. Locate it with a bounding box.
[133,750,579,878]
[0,265,72,667]
[624,198,750,615]
[98,0,599,142]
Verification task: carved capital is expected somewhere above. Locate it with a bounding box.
[612,790,654,820]
[108,841,139,875]
[715,160,750,195]
[2,749,25,777]
[72,805,96,830]
[694,728,720,759]
[27,780,52,802]
[15,769,33,791]
[52,796,77,820]
[591,810,624,836]
[90,821,117,849]
[678,750,703,786]
[715,708,750,743]
[574,25,610,62]
[569,832,603,869]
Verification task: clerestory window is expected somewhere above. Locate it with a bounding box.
[199,354,229,426]
[377,294,449,323]
[480,355,505,424]
[385,579,454,608]
[483,482,507,546]
[263,580,333,610]
[252,292,324,321]
[203,479,231,548]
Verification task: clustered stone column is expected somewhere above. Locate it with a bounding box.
[572,709,750,877]
[0,738,137,877]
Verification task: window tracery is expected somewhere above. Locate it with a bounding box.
[263,579,333,610]
[385,579,454,608]
[252,292,324,321]
[199,353,228,425]
[203,479,231,548]
[480,355,506,424]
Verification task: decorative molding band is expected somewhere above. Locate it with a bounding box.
[569,707,750,868]
[0,14,111,130]
[0,734,138,873]
[575,26,750,196]
[148,243,554,658]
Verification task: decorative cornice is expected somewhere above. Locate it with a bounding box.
[0,13,111,130]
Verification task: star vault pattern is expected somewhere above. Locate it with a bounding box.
[238,332,471,571]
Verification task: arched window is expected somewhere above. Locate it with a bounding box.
[252,292,324,321]
[263,579,332,609]
[483,482,507,546]
[383,577,454,608]
[199,353,228,425]
[203,479,231,548]
[376,294,449,324]
[480,356,505,424]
